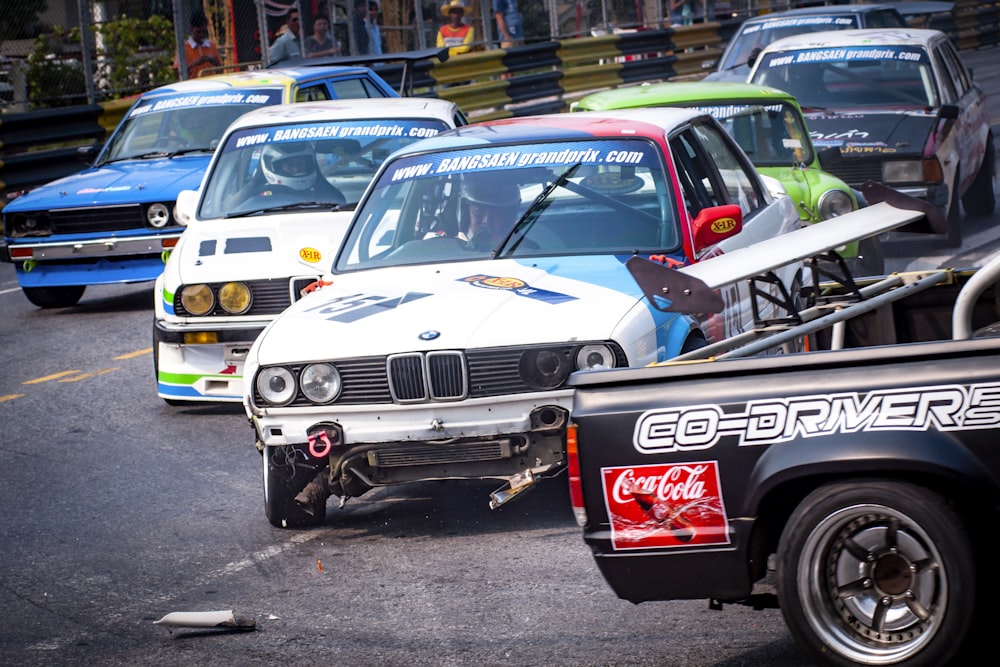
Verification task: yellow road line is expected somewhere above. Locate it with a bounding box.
[115,347,152,360]
[58,367,120,383]
[0,394,25,403]
[23,370,82,385]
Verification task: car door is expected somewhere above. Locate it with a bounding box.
[933,37,990,197]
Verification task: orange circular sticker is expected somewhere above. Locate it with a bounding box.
[711,218,737,234]
[299,247,322,263]
[482,277,525,289]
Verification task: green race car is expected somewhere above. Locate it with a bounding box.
[573,81,882,274]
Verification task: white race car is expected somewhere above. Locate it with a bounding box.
[242,107,815,528]
[154,98,466,404]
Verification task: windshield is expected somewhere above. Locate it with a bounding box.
[752,45,937,109]
[336,138,680,272]
[98,89,284,165]
[720,15,859,71]
[693,102,813,167]
[198,118,450,220]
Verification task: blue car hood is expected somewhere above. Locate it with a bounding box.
[4,155,212,212]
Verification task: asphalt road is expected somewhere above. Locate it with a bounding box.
[1,46,998,667]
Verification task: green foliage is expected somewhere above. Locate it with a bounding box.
[94,14,176,98]
[26,27,87,108]
[25,14,177,109]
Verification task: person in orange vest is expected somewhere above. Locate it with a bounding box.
[437,1,475,56]
[174,11,222,78]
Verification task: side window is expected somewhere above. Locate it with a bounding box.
[295,84,331,103]
[330,78,385,99]
[937,42,970,98]
[690,121,764,215]
[669,130,724,219]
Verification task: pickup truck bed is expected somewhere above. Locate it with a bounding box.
[568,251,1000,666]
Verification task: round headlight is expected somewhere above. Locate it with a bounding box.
[218,282,252,315]
[299,363,341,403]
[817,189,855,220]
[576,344,616,371]
[256,367,296,405]
[146,203,171,228]
[519,348,571,390]
[180,284,214,316]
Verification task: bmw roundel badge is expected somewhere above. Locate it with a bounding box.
[419,330,441,341]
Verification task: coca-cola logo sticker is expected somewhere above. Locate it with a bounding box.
[601,461,730,551]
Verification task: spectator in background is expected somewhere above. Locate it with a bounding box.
[668,0,694,26]
[305,16,339,58]
[351,0,371,54]
[367,1,384,55]
[437,1,475,56]
[174,11,221,78]
[492,0,523,47]
[269,10,302,64]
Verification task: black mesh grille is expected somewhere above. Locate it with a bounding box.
[822,160,883,188]
[49,205,145,234]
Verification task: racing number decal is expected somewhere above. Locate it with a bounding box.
[303,292,432,322]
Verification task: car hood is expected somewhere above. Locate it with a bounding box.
[252,256,647,365]
[702,66,750,83]
[804,110,939,156]
[4,156,212,212]
[168,210,354,285]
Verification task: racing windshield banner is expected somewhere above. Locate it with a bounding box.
[743,15,857,34]
[759,44,928,70]
[222,120,447,155]
[379,140,659,185]
[128,90,283,118]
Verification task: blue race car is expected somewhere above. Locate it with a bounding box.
[0,65,397,308]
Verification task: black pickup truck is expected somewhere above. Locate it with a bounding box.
[567,247,1000,666]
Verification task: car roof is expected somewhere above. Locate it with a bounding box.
[385,107,706,156]
[224,97,460,131]
[757,27,942,53]
[138,66,380,98]
[741,3,903,24]
[576,82,797,111]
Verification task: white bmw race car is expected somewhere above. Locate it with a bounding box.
[154,98,466,404]
[242,107,820,528]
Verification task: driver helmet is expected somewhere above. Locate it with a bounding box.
[260,142,317,190]
[460,171,520,208]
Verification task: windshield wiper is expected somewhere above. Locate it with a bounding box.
[496,162,582,256]
[224,201,344,218]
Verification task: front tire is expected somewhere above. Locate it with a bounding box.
[776,480,973,666]
[263,445,326,528]
[22,285,85,308]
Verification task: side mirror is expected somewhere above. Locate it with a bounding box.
[938,104,959,120]
[76,144,100,164]
[747,46,762,69]
[174,189,199,226]
[691,204,743,255]
[816,145,843,170]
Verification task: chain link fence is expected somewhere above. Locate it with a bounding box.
[1,0,784,111]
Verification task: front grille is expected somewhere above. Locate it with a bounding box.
[387,351,467,402]
[49,205,145,234]
[175,277,318,317]
[253,342,627,408]
[822,160,883,188]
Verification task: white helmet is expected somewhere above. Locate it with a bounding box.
[260,143,317,190]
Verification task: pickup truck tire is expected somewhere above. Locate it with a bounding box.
[961,135,996,218]
[22,285,85,309]
[263,445,326,528]
[776,480,973,667]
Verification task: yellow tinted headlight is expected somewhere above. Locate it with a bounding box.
[218,282,252,314]
[180,284,214,316]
